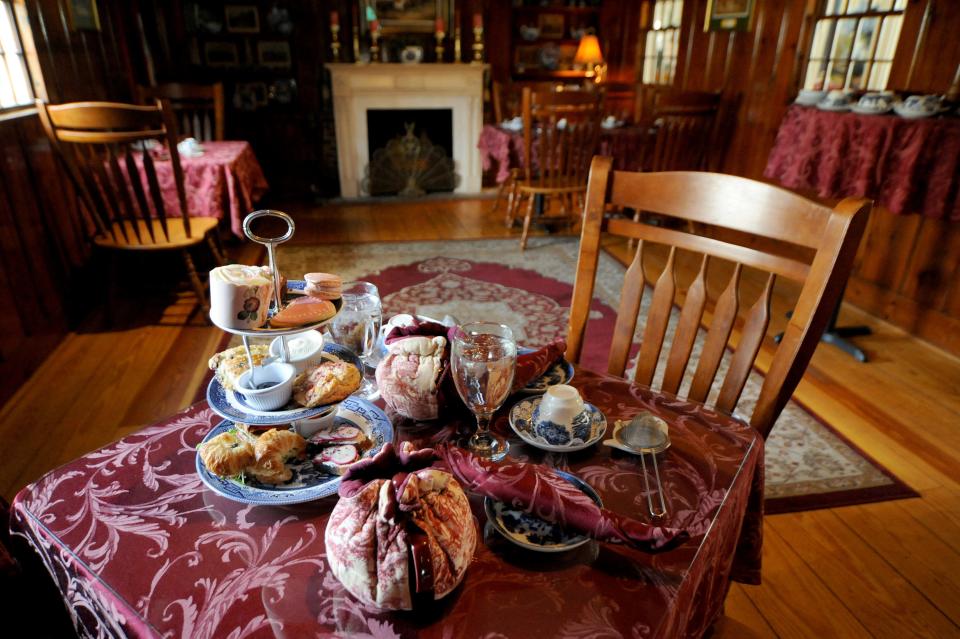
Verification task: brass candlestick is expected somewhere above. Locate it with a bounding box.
[330,24,341,61]
[370,29,381,63]
[471,26,484,63]
[454,27,462,62]
[435,30,445,61]
[352,33,360,62]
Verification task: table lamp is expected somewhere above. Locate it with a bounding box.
[574,34,605,83]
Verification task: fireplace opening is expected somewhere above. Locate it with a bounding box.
[363,108,457,197]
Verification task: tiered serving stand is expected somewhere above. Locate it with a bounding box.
[200,210,393,504]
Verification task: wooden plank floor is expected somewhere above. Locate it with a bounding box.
[2,197,959,638]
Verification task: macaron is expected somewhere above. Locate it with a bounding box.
[304,272,342,300]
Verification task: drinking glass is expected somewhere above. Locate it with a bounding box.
[328,281,382,400]
[451,322,516,462]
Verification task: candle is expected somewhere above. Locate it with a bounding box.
[472,12,482,29]
[371,19,380,32]
[330,10,339,26]
[436,17,445,33]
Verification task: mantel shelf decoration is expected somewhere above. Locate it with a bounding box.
[345,0,476,64]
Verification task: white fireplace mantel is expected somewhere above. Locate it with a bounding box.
[327,63,489,198]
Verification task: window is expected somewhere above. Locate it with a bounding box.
[803,0,906,91]
[641,0,683,85]
[0,0,32,109]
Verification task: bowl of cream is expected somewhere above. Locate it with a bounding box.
[269,330,325,373]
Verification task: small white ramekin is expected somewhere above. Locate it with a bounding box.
[269,330,325,373]
[237,362,296,411]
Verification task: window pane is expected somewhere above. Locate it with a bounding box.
[848,59,869,89]
[846,0,869,13]
[871,0,894,10]
[810,19,835,61]
[671,0,683,28]
[894,0,906,8]
[645,31,655,57]
[826,59,849,89]
[804,60,826,90]
[868,61,891,89]
[0,3,21,55]
[0,58,15,108]
[852,17,879,60]
[875,14,902,61]
[825,0,847,16]
[653,1,663,29]
[829,18,857,59]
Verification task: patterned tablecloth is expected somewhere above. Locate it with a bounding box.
[9,367,762,639]
[478,124,656,183]
[764,105,960,221]
[142,141,269,237]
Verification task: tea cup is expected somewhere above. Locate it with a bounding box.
[903,94,940,113]
[532,385,590,445]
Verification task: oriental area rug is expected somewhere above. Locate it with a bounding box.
[275,237,917,514]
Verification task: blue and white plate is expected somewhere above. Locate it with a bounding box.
[484,470,601,552]
[196,397,393,505]
[516,347,574,395]
[509,396,606,453]
[207,343,363,426]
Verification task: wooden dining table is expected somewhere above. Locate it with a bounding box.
[8,366,762,638]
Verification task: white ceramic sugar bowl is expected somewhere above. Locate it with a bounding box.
[531,385,590,445]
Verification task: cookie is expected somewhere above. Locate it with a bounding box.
[304,272,343,300]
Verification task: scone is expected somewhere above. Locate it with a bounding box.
[293,361,361,408]
[208,345,271,391]
[247,429,306,485]
[199,431,255,477]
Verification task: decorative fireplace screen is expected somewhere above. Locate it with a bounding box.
[362,108,458,196]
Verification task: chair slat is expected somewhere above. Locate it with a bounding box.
[688,263,742,403]
[85,144,130,244]
[661,254,709,395]
[717,272,775,413]
[141,149,170,242]
[608,241,647,378]
[634,246,677,386]
[106,144,143,244]
[125,145,156,243]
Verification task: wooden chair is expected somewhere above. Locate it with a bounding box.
[567,157,870,438]
[507,88,601,250]
[37,99,225,312]
[136,83,225,141]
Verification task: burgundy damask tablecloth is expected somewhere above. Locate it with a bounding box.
[136,141,269,237]
[10,367,762,638]
[478,124,655,183]
[764,105,960,221]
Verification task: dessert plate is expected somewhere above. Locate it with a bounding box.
[209,280,342,337]
[484,470,601,552]
[516,347,575,394]
[207,343,363,425]
[508,396,606,453]
[196,397,392,505]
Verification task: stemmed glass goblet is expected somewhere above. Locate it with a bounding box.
[451,322,516,462]
[328,281,382,400]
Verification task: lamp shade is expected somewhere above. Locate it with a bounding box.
[574,35,604,66]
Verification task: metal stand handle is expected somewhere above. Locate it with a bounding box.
[242,210,296,361]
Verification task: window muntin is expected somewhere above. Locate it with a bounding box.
[642,0,683,85]
[0,1,32,109]
[803,0,905,91]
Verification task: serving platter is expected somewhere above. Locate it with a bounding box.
[508,396,607,453]
[209,280,342,337]
[207,342,363,425]
[484,470,601,552]
[196,397,393,505]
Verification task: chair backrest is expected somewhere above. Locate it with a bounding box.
[520,87,601,186]
[136,82,224,141]
[642,88,723,172]
[37,99,193,246]
[567,157,870,438]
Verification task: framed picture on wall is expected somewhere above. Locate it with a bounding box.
[537,14,565,40]
[204,42,240,67]
[365,0,452,35]
[257,41,292,68]
[67,0,100,31]
[225,5,260,33]
[704,0,755,32]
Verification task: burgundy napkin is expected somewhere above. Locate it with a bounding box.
[438,444,689,553]
[512,338,567,393]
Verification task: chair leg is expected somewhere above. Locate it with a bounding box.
[182,248,209,313]
[520,193,536,251]
[491,178,508,214]
[206,233,226,267]
[504,179,520,227]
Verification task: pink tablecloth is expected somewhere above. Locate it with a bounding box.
[143,141,269,237]
[764,105,960,220]
[478,124,655,183]
[10,367,762,638]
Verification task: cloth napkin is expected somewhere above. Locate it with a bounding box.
[438,444,689,553]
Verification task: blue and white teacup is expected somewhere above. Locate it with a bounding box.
[903,94,941,113]
[532,385,590,445]
[858,92,894,110]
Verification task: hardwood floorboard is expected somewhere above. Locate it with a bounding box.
[3,198,960,639]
